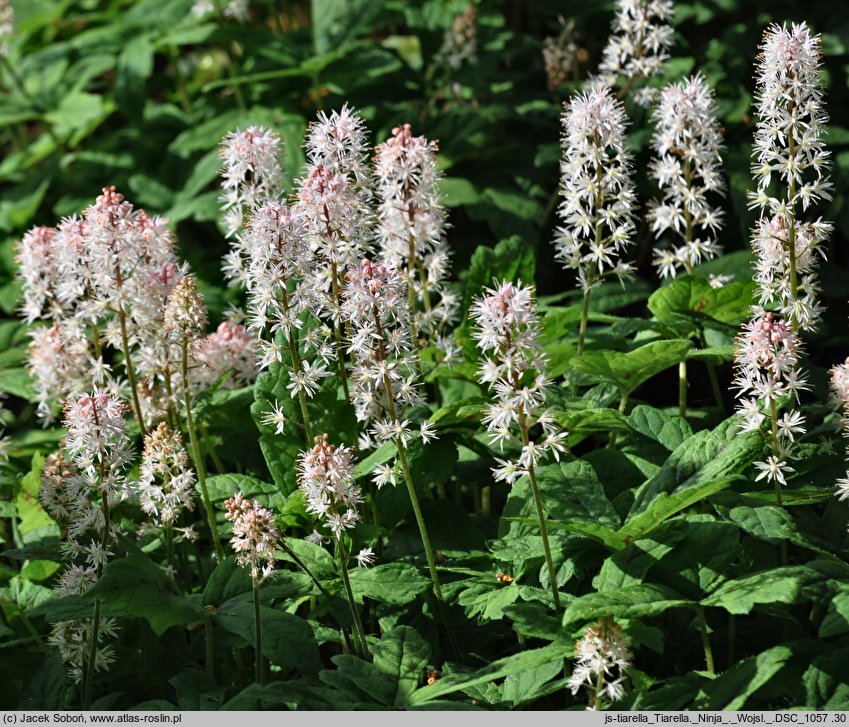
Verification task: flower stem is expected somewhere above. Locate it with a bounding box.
[577,287,592,356]
[679,360,687,419]
[181,334,225,562]
[787,123,799,305]
[518,415,561,609]
[82,599,101,710]
[396,437,458,657]
[114,270,146,435]
[768,397,788,568]
[330,262,352,406]
[696,606,715,675]
[337,539,369,659]
[253,576,265,684]
[280,288,313,442]
[83,443,112,710]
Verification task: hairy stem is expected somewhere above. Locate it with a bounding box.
[396,438,458,657]
[696,606,715,675]
[518,413,561,609]
[338,539,369,659]
[253,577,265,684]
[115,267,146,436]
[577,287,592,356]
[182,334,225,562]
[280,288,313,443]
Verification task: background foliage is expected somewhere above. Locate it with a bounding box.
[2,0,849,711]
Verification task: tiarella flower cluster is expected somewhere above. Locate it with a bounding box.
[15,188,251,426]
[224,492,281,581]
[48,617,119,686]
[57,391,135,566]
[42,391,132,683]
[193,319,257,390]
[342,260,434,468]
[568,618,632,709]
[749,22,832,331]
[595,0,675,106]
[298,106,373,330]
[219,126,283,269]
[242,202,333,386]
[17,218,102,421]
[0,0,12,58]
[17,226,65,322]
[829,358,849,505]
[374,124,458,339]
[555,87,636,292]
[435,4,478,71]
[733,314,807,488]
[649,74,726,278]
[543,18,580,91]
[470,281,568,485]
[191,0,249,22]
[297,434,365,549]
[163,275,208,342]
[138,423,197,534]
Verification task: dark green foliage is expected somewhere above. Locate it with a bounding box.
[2,0,849,712]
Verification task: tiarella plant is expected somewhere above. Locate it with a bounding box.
[649,73,725,278]
[296,434,369,658]
[5,2,849,714]
[749,22,832,332]
[470,280,567,607]
[554,86,636,355]
[223,492,280,684]
[594,0,675,106]
[47,391,133,708]
[374,123,458,348]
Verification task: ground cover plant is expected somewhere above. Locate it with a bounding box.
[2,0,849,712]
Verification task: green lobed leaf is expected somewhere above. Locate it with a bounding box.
[348,563,430,605]
[803,648,849,709]
[562,584,693,627]
[818,584,849,638]
[568,339,692,398]
[216,599,320,675]
[648,276,755,326]
[407,642,566,706]
[626,405,693,452]
[85,554,205,635]
[702,565,830,615]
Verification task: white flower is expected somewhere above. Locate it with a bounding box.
[471,281,568,485]
[260,399,287,434]
[372,463,396,489]
[355,547,376,568]
[777,411,806,442]
[749,23,832,332]
[297,434,362,541]
[754,456,793,486]
[374,123,457,337]
[569,618,632,708]
[593,0,675,106]
[649,74,725,278]
[555,87,636,294]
